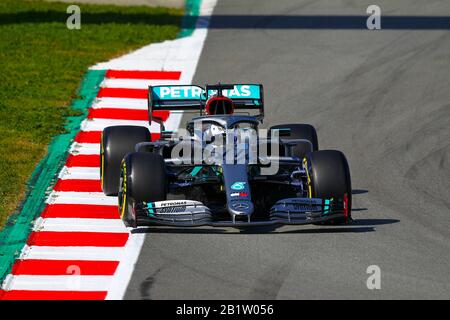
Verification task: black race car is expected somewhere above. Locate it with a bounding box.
[100,83,351,228]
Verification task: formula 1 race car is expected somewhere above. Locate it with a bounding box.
[100,83,352,228]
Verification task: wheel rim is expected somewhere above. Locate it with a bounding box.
[118,160,127,220]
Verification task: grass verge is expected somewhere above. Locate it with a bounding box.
[0,0,183,229]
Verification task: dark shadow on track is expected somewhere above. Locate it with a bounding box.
[352,189,369,195]
[354,218,400,226]
[271,226,375,234]
[241,218,399,234]
[131,227,230,234]
[131,218,399,235]
[207,15,450,30]
[2,12,450,30]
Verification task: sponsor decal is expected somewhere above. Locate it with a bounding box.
[149,200,201,208]
[232,202,250,210]
[154,85,204,100]
[159,201,188,207]
[230,182,246,190]
[145,200,204,215]
[291,204,320,212]
[152,84,261,101]
[230,192,248,197]
[207,85,259,99]
[156,206,187,214]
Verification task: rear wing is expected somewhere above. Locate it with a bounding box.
[148,84,264,123]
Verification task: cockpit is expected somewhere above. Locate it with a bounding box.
[188,118,259,146]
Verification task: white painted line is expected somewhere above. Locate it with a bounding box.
[101,78,179,89]
[80,118,154,132]
[58,167,100,180]
[5,275,114,291]
[91,30,213,72]
[92,97,148,110]
[90,0,217,73]
[34,218,127,233]
[80,116,181,133]
[46,191,118,205]
[70,143,100,155]
[105,232,146,300]
[21,245,126,261]
[164,112,184,131]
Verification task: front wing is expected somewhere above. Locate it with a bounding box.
[133,197,349,227]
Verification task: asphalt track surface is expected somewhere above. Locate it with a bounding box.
[125,0,450,299]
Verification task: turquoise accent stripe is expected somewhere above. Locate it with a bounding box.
[148,202,154,213]
[324,199,330,215]
[190,166,203,177]
[178,0,202,38]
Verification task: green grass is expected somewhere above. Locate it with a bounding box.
[0,0,183,228]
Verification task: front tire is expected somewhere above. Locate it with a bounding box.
[100,126,151,196]
[304,150,352,224]
[119,152,167,228]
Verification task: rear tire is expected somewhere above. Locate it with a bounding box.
[100,126,151,196]
[304,150,352,224]
[119,152,167,227]
[270,124,318,159]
